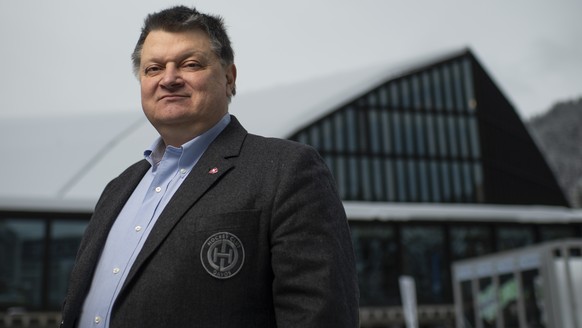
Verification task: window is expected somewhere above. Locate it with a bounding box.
[346,107,357,152]
[418,160,430,202]
[463,58,476,112]
[401,79,411,109]
[48,220,87,308]
[403,112,414,156]
[0,219,45,309]
[436,115,448,156]
[360,157,373,201]
[415,113,426,156]
[401,225,447,303]
[392,111,403,155]
[349,157,359,199]
[451,162,463,202]
[334,112,345,152]
[442,65,454,111]
[450,225,493,261]
[432,68,443,110]
[452,61,465,111]
[539,225,577,241]
[463,162,475,202]
[407,160,418,201]
[322,119,333,152]
[323,155,334,178]
[412,75,422,110]
[0,217,89,310]
[296,131,308,145]
[372,158,384,201]
[378,85,389,107]
[390,82,399,108]
[497,226,534,251]
[425,114,437,156]
[336,156,347,199]
[430,161,441,202]
[440,162,452,202]
[350,223,400,306]
[384,159,396,202]
[396,160,407,202]
[422,72,433,110]
[309,125,320,149]
[380,111,392,154]
[447,116,459,157]
[367,91,377,107]
[368,110,381,153]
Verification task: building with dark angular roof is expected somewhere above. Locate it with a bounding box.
[0,48,580,327]
[282,48,579,326]
[288,48,568,206]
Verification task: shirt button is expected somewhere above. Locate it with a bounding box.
[135,225,142,232]
[94,316,102,324]
[113,268,120,274]
[180,168,187,174]
[155,186,162,193]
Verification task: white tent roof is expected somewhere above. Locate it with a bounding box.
[231,47,471,138]
[5,47,548,216]
[0,111,157,210]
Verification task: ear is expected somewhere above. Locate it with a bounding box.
[226,64,237,97]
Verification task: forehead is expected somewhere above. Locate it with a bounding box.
[141,29,213,60]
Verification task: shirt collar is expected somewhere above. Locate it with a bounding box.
[143,114,231,172]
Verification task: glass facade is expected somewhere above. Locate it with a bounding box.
[286,50,578,310]
[0,215,89,310]
[401,225,447,304]
[350,221,581,306]
[290,57,483,203]
[351,223,399,306]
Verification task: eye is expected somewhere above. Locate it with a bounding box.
[182,61,202,71]
[144,65,163,76]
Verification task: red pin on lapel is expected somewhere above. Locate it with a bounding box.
[208,167,219,174]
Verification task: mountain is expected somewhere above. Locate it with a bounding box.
[527,97,582,207]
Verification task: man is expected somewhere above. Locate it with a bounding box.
[61,5,359,328]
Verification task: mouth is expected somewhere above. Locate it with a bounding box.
[159,94,189,101]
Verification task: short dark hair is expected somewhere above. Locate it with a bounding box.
[131,6,235,91]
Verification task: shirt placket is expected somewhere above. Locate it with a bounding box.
[100,151,181,327]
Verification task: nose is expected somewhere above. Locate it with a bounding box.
[159,65,184,89]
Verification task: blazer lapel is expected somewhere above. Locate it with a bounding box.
[65,160,150,322]
[77,159,151,277]
[120,116,248,291]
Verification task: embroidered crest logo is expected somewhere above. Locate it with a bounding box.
[201,232,245,279]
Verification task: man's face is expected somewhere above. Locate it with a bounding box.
[139,29,236,145]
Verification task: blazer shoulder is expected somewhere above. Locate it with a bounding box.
[119,159,150,178]
[94,159,150,207]
[245,133,317,154]
[106,159,150,184]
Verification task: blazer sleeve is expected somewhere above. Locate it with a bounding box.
[269,143,360,327]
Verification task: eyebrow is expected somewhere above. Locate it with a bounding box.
[142,50,211,65]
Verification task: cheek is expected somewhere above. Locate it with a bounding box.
[140,82,156,100]
[140,83,158,116]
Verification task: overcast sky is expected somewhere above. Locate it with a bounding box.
[1,0,580,120]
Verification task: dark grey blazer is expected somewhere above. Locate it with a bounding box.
[61,116,359,328]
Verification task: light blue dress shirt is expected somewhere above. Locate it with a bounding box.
[78,114,231,328]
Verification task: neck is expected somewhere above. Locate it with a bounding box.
[156,114,228,147]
